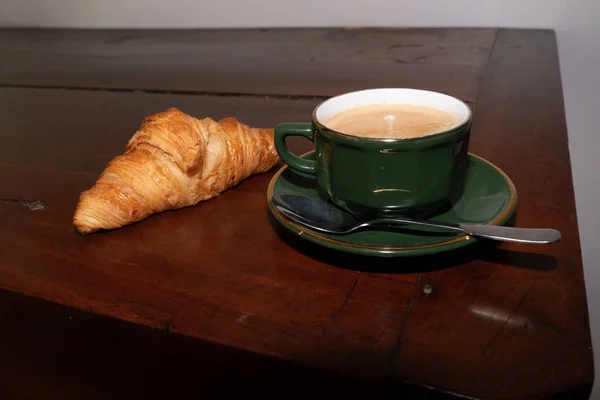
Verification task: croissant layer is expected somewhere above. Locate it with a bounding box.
[73,108,279,234]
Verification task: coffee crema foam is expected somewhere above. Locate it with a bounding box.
[324,104,459,139]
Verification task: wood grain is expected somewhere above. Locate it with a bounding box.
[0,161,420,382]
[390,29,593,399]
[0,28,497,101]
[0,28,593,399]
[0,289,379,400]
[0,87,319,175]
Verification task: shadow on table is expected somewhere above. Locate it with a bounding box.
[269,213,557,274]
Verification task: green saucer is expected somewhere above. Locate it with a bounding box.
[267,152,518,257]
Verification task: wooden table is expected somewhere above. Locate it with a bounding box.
[0,28,593,399]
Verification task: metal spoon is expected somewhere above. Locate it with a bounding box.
[272,194,560,244]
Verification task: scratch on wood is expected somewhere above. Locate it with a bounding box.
[162,314,175,333]
[481,282,535,356]
[388,56,427,64]
[209,303,221,319]
[341,273,361,311]
[385,274,422,372]
[387,44,424,51]
[0,198,47,211]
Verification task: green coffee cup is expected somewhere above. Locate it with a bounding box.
[274,88,472,216]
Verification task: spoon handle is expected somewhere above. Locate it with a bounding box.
[368,218,560,244]
[458,224,561,244]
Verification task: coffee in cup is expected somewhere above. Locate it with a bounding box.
[324,104,460,139]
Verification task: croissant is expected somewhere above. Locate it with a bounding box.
[73,107,279,235]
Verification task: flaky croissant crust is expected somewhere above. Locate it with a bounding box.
[73,107,279,234]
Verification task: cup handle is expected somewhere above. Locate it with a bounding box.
[274,123,317,176]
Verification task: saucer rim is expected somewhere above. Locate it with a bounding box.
[267,152,518,257]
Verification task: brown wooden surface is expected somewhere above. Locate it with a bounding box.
[0,28,593,399]
[0,27,496,101]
